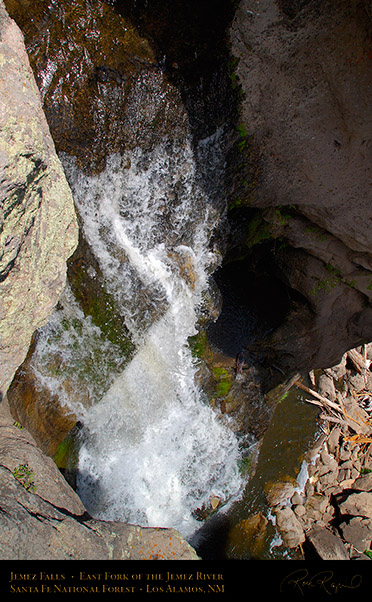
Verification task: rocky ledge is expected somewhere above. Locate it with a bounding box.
[0,398,199,560]
[268,346,372,560]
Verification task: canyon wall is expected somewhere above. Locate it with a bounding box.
[0,0,78,398]
[228,0,372,376]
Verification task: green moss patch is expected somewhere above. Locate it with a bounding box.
[189,331,209,360]
[53,427,80,471]
[12,464,36,492]
[212,366,233,398]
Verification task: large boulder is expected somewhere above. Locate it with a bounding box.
[306,526,349,561]
[0,465,199,560]
[0,0,78,397]
[338,492,372,520]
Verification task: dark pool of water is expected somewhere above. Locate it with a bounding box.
[190,387,320,560]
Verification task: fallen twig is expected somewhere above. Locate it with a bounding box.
[295,381,342,412]
[347,348,368,374]
[319,413,349,426]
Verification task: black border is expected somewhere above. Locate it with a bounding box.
[1,559,372,601]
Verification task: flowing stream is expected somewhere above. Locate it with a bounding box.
[31,133,244,537]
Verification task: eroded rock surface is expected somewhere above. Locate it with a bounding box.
[0,401,199,560]
[228,0,372,375]
[0,0,78,397]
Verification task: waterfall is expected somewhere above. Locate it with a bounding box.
[31,132,244,537]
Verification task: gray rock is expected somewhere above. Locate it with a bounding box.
[0,466,199,560]
[351,446,361,461]
[0,403,84,515]
[363,450,372,472]
[304,481,315,497]
[339,479,357,490]
[327,426,342,455]
[338,469,351,482]
[307,463,319,478]
[353,459,362,472]
[350,468,361,481]
[274,506,305,548]
[291,491,304,506]
[306,526,349,560]
[339,517,372,551]
[338,492,372,519]
[340,460,354,470]
[265,481,296,508]
[322,508,336,523]
[350,551,372,560]
[293,504,306,518]
[305,494,329,515]
[318,452,338,476]
[323,483,340,497]
[352,473,372,492]
[347,373,366,393]
[339,444,352,462]
[318,373,337,401]
[0,1,78,397]
[325,358,347,382]
[317,470,338,489]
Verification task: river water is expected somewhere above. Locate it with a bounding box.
[30,130,321,558]
[20,0,320,554]
[30,132,246,538]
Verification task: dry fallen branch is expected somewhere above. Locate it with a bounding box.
[297,378,372,438]
[295,348,372,462]
[347,348,368,374]
[344,434,372,444]
[295,381,342,413]
[319,413,349,426]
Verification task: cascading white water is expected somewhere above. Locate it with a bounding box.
[32,132,244,537]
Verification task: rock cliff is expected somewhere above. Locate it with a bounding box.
[0,402,198,560]
[228,0,372,376]
[0,0,78,397]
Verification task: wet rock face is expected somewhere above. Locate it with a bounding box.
[0,1,78,398]
[111,0,238,140]
[4,0,189,173]
[6,340,78,458]
[227,0,372,375]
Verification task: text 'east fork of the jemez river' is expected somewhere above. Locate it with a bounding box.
[8,570,226,595]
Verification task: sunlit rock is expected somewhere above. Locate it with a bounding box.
[0,1,78,398]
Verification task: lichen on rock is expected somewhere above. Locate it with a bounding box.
[0,0,78,398]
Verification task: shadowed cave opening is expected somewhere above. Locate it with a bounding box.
[207,236,307,366]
